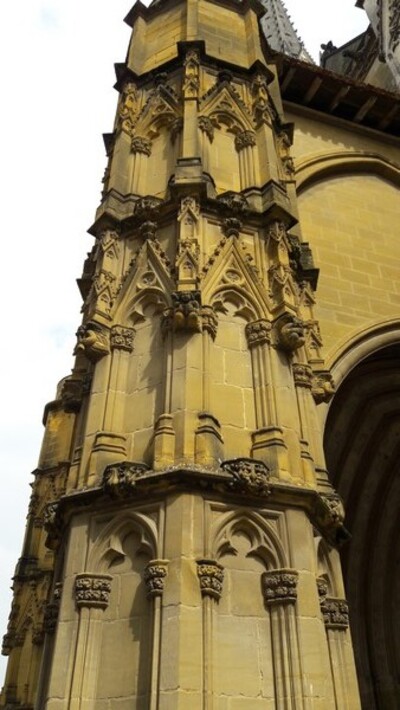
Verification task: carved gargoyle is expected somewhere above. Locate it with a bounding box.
[74,322,110,362]
[275,314,306,352]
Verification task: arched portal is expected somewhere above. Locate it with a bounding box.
[324,344,400,709]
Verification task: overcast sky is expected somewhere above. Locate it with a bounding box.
[0,0,368,685]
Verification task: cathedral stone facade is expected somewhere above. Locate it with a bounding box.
[1,1,399,709]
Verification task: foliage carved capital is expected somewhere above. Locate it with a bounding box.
[292,363,313,388]
[143,560,169,599]
[110,325,135,353]
[321,597,349,630]
[197,560,224,600]
[103,461,150,497]
[245,319,271,348]
[262,569,299,605]
[75,574,112,610]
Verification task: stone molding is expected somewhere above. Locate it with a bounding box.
[143,560,168,599]
[74,574,113,610]
[262,569,299,605]
[197,560,225,600]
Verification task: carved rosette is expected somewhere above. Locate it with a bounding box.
[312,371,336,404]
[110,325,135,353]
[234,130,256,152]
[262,570,299,605]
[197,560,225,601]
[43,583,62,635]
[103,461,149,497]
[245,319,271,348]
[75,574,112,610]
[221,458,271,496]
[292,363,313,389]
[321,597,349,630]
[143,560,168,599]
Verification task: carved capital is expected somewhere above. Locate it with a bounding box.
[321,597,349,630]
[197,560,224,600]
[245,319,271,348]
[275,314,305,353]
[235,129,256,152]
[110,325,135,353]
[312,371,336,404]
[75,574,112,610]
[143,560,168,599]
[201,306,218,340]
[103,461,149,497]
[131,135,152,156]
[292,363,313,388]
[221,458,271,496]
[74,322,110,362]
[262,569,298,605]
[198,115,215,142]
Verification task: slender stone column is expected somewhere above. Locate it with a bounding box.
[318,579,360,709]
[68,573,113,710]
[262,569,305,708]
[197,560,224,710]
[144,560,169,710]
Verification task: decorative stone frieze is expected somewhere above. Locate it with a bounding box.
[321,597,349,630]
[162,291,202,335]
[292,363,313,388]
[245,319,271,348]
[262,570,299,605]
[74,574,112,610]
[197,560,225,600]
[221,458,271,496]
[143,560,168,599]
[103,461,150,496]
[110,325,135,352]
[275,314,305,352]
[74,322,110,361]
[234,129,256,151]
[131,135,152,156]
[312,370,336,404]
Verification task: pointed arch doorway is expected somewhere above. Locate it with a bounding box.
[324,343,400,709]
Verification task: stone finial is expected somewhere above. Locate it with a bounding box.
[262,570,299,605]
[197,560,225,600]
[143,560,168,599]
[75,574,112,610]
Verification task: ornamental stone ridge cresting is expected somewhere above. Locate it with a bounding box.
[2,0,400,709]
